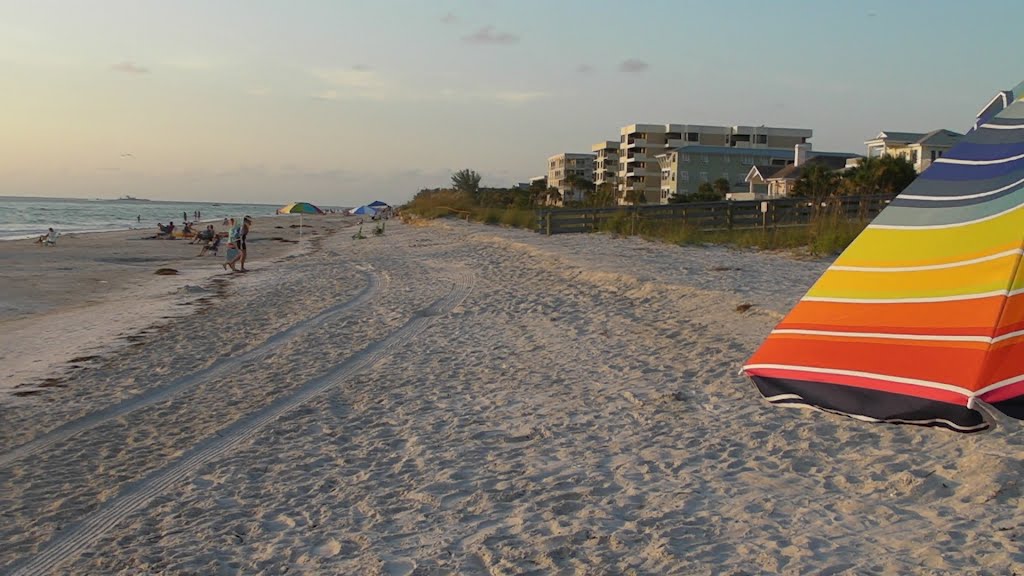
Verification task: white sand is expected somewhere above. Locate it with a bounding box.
[0,214,346,399]
[0,218,1021,575]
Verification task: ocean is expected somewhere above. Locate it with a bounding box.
[0,196,340,240]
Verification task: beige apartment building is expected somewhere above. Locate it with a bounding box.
[864,129,963,173]
[617,124,812,204]
[547,152,595,206]
[591,141,619,189]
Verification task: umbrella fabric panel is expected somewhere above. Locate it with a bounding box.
[750,375,987,432]
[278,202,324,214]
[775,298,1002,336]
[742,81,1024,431]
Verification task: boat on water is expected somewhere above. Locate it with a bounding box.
[117,195,151,202]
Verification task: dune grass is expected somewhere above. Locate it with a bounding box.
[404,196,867,255]
[404,192,536,230]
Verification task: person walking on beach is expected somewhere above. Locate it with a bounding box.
[223,218,241,272]
[137,214,141,223]
[238,216,252,272]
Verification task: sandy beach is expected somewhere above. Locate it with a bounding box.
[1,218,1022,575]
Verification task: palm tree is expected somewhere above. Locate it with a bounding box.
[713,177,731,196]
[793,163,839,200]
[451,169,482,198]
[589,183,616,207]
[840,156,916,196]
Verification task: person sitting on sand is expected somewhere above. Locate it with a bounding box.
[35,228,57,244]
[198,235,221,256]
[190,225,215,244]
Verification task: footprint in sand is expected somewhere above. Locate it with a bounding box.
[313,538,342,558]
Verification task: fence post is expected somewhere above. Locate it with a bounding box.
[545,211,552,235]
[727,202,733,230]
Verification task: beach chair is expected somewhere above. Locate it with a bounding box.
[352,225,367,240]
[199,236,221,256]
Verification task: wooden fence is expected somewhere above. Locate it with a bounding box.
[535,194,896,235]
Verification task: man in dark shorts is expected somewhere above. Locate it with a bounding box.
[238,216,252,272]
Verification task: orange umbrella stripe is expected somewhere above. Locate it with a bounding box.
[749,338,986,390]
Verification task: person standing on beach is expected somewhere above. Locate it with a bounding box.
[184,211,188,222]
[238,216,252,272]
[223,218,241,272]
[137,214,141,223]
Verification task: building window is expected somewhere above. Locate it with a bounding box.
[701,155,709,164]
[723,155,730,163]
[930,150,937,161]
[756,134,767,144]
[682,154,690,163]
[680,171,689,182]
[686,132,699,142]
[699,172,708,182]
[722,172,730,182]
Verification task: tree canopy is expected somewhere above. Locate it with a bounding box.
[451,169,482,198]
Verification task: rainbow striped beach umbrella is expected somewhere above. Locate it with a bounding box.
[277,202,324,214]
[743,79,1024,433]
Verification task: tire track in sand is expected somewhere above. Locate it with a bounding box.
[3,268,474,576]
[0,268,386,469]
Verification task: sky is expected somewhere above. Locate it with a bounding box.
[2,0,1024,206]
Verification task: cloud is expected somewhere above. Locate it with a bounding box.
[311,90,339,101]
[619,58,649,73]
[463,26,519,45]
[493,91,548,104]
[576,64,594,74]
[166,59,216,71]
[309,66,393,101]
[312,66,384,91]
[441,11,457,24]
[434,88,549,105]
[111,61,149,75]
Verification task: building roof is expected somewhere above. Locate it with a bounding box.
[915,128,963,146]
[868,131,927,144]
[747,164,787,181]
[866,129,963,146]
[807,151,862,159]
[766,156,852,182]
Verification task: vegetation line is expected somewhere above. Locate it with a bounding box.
[403,168,897,256]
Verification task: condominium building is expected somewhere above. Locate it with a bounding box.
[655,146,794,203]
[547,152,595,206]
[617,123,812,204]
[591,141,619,189]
